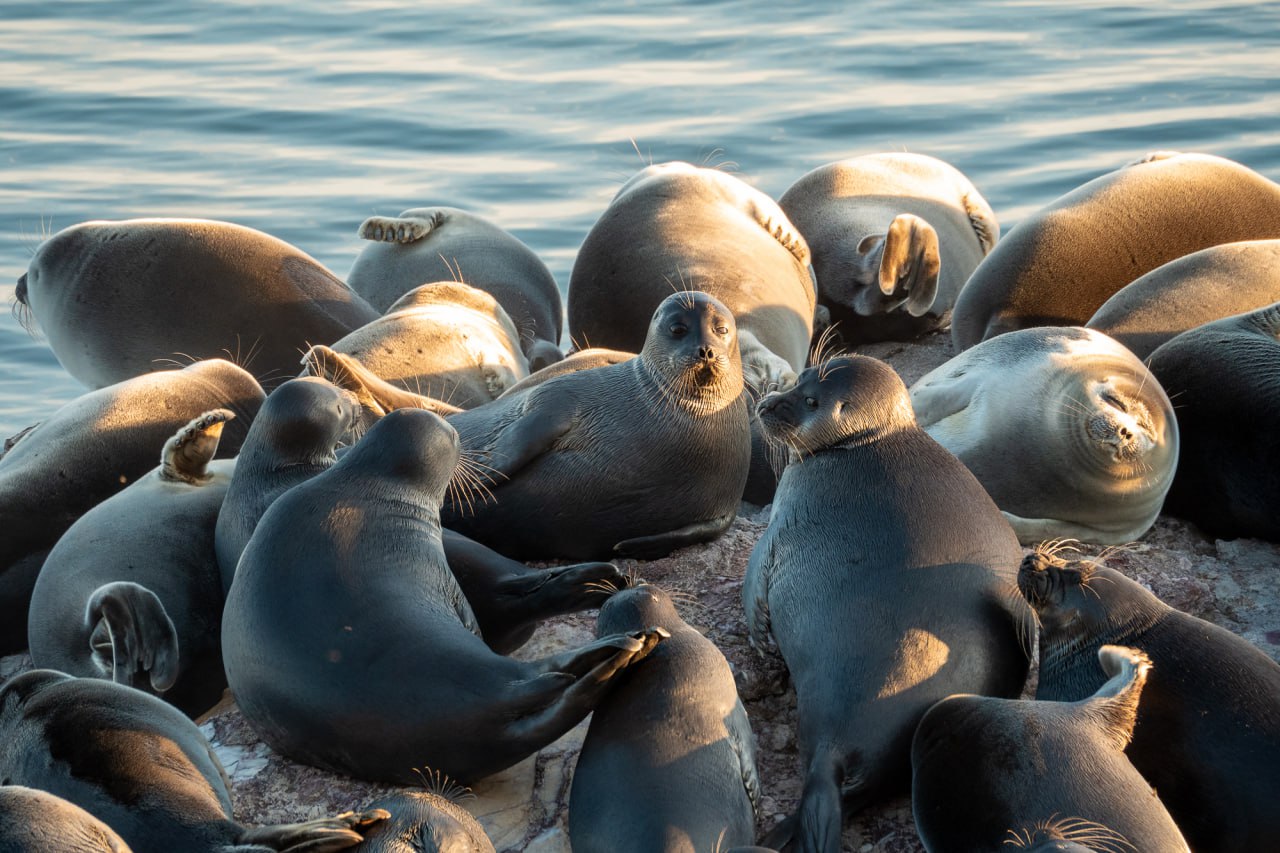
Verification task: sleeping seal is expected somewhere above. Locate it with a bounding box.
[744,355,1029,853]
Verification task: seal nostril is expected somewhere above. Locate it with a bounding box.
[698,345,715,361]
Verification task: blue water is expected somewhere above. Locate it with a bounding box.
[3,0,1279,435]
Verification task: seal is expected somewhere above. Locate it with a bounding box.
[0,358,263,655]
[778,152,1000,343]
[347,206,564,369]
[567,161,816,395]
[442,290,753,561]
[0,785,133,852]
[15,218,379,389]
[0,669,388,853]
[1087,239,1280,360]
[951,151,1280,350]
[1020,544,1280,851]
[569,583,759,853]
[744,355,1030,853]
[221,407,666,784]
[28,410,237,718]
[355,787,496,853]
[911,645,1190,853]
[1145,302,1280,540]
[910,326,1179,545]
[328,281,533,410]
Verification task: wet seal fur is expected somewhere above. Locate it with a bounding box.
[0,669,387,853]
[568,161,815,395]
[910,326,1178,545]
[442,290,752,561]
[951,151,1280,350]
[28,410,237,717]
[15,218,378,389]
[911,645,1190,853]
[1146,302,1280,541]
[1021,545,1280,851]
[1086,239,1280,360]
[744,355,1030,853]
[0,358,263,654]
[222,407,666,784]
[0,785,134,852]
[348,206,564,369]
[570,584,759,853]
[779,152,999,343]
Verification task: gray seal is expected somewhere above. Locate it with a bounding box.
[910,326,1179,545]
[348,206,564,369]
[1087,239,1280,360]
[0,358,263,654]
[442,290,753,561]
[778,152,1000,343]
[28,410,237,717]
[1021,544,1280,851]
[911,645,1190,853]
[568,161,816,395]
[1145,302,1280,541]
[355,789,495,853]
[744,355,1030,853]
[0,785,133,852]
[0,669,388,853]
[569,584,759,853]
[951,152,1280,350]
[221,407,666,784]
[15,218,378,389]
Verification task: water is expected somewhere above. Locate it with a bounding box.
[3,0,1279,435]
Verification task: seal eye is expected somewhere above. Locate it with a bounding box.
[669,323,688,337]
[805,397,818,409]
[714,324,729,336]
[1100,389,1129,413]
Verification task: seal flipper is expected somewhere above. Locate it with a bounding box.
[232,808,390,852]
[1085,645,1151,751]
[482,402,577,483]
[358,210,445,244]
[877,213,941,318]
[161,408,234,485]
[300,345,463,418]
[613,512,736,560]
[742,529,777,654]
[761,749,844,853]
[85,581,180,693]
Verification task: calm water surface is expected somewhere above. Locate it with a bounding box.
[3,0,1279,434]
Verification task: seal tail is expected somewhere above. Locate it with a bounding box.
[232,808,389,852]
[763,749,844,853]
[85,581,180,694]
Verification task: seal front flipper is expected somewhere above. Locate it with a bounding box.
[233,808,390,852]
[85,581,179,693]
[612,512,736,560]
[301,345,464,418]
[876,213,941,317]
[742,528,777,655]
[162,408,234,485]
[358,210,445,244]
[481,401,577,483]
[1087,645,1152,751]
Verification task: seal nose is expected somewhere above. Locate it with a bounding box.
[15,273,28,305]
[698,345,717,362]
[756,394,781,417]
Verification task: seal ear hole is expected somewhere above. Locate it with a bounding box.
[805,396,818,409]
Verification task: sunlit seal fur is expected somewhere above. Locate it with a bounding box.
[951,151,1280,349]
[744,355,1030,853]
[27,410,236,717]
[570,584,759,853]
[15,218,378,389]
[0,785,133,853]
[348,206,564,370]
[354,788,495,853]
[0,358,263,655]
[1086,239,1280,360]
[910,326,1178,545]
[1021,545,1280,851]
[221,407,666,784]
[442,290,752,561]
[328,281,532,409]
[0,670,387,853]
[778,152,999,343]
[1145,303,1280,540]
[568,161,815,394]
[911,645,1190,853]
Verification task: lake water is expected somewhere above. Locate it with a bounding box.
[3,0,1279,435]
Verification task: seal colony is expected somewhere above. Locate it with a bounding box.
[6,149,1280,852]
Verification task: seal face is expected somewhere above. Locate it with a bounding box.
[0,358,263,655]
[347,206,564,367]
[356,789,496,853]
[910,645,1190,853]
[28,410,238,718]
[779,152,999,344]
[744,355,1030,853]
[1020,545,1280,851]
[17,218,378,389]
[951,152,1280,350]
[568,161,815,396]
[569,584,759,853]
[910,326,1178,545]
[222,407,665,784]
[1146,302,1280,541]
[442,290,752,561]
